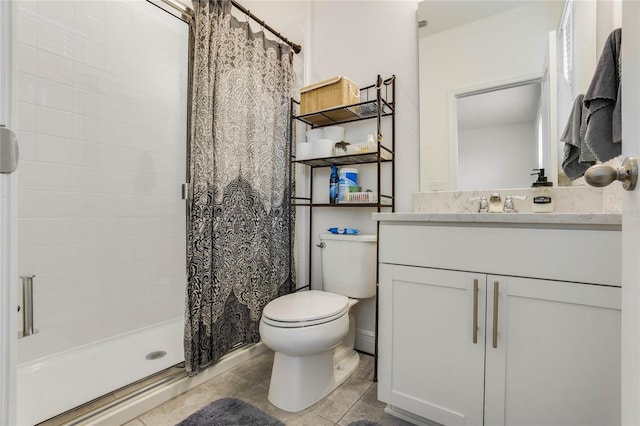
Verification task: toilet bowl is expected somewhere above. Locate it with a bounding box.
[259,233,377,412]
[259,290,360,412]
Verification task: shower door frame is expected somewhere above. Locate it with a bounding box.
[0,1,194,424]
[0,0,18,424]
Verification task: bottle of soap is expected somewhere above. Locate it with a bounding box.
[329,166,339,204]
[531,168,553,213]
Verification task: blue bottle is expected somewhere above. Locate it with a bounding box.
[330,166,339,204]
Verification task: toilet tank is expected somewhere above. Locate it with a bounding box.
[319,233,377,299]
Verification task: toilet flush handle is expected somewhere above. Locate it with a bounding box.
[316,242,325,248]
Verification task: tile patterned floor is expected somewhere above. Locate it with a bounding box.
[124,350,413,426]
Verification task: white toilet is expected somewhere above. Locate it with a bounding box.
[259,233,377,412]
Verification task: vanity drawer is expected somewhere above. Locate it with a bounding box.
[378,222,621,286]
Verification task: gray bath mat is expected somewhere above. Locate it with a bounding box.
[176,398,284,426]
[348,422,383,426]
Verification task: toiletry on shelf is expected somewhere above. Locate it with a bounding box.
[531,168,554,213]
[334,141,349,156]
[341,133,392,159]
[296,142,313,160]
[330,166,339,204]
[323,126,344,143]
[327,227,360,235]
[338,167,358,202]
[305,128,324,142]
[343,191,378,203]
[313,138,334,158]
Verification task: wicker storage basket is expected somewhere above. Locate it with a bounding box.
[300,76,360,115]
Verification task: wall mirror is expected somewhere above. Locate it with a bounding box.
[455,79,544,190]
[417,0,619,192]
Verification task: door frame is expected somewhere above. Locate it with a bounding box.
[621,1,640,424]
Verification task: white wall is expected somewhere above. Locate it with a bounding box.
[569,0,620,97]
[419,1,564,191]
[245,1,420,352]
[13,0,188,363]
[458,122,537,190]
[229,1,308,88]
[307,1,419,352]
[308,0,420,212]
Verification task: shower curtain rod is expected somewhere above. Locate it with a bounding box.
[229,0,302,54]
[156,0,194,21]
[155,0,301,54]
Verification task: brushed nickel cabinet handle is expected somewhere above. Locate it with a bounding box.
[18,275,38,338]
[473,278,479,344]
[492,280,499,349]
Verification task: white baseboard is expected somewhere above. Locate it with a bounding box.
[355,328,375,355]
[85,342,268,426]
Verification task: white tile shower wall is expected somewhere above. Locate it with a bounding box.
[14,0,188,363]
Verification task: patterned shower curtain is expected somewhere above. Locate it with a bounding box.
[186,0,295,375]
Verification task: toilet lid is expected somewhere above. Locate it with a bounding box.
[262,290,349,324]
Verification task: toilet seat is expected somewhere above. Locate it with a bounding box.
[262,290,349,328]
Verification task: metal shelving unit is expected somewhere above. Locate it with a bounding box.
[293,97,394,127]
[290,75,396,211]
[294,151,392,168]
[288,75,396,382]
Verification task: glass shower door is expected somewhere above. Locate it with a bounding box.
[12,1,189,423]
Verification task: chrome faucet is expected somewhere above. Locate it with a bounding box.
[488,193,502,213]
[469,196,489,213]
[503,195,527,213]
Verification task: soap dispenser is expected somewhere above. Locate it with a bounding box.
[531,168,553,213]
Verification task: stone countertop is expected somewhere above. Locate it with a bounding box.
[411,186,623,215]
[373,212,622,228]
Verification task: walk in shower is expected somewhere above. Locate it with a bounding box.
[12,1,189,423]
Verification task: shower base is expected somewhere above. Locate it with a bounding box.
[23,326,266,426]
[18,319,184,425]
[38,363,186,426]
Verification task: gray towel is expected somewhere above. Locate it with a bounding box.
[583,28,622,162]
[561,94,596,180]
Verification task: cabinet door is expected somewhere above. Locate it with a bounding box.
[378,264,486,426]
[484,276,621,426]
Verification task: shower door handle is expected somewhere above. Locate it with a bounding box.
[0,126,19,174]
[18,275,38,338]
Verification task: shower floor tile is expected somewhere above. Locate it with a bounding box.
[128,350,412,426]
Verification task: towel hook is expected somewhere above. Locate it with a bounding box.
[585,157,638,191]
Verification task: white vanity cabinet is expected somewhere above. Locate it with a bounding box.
[376,217,622,426]
[378,265,485,425]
